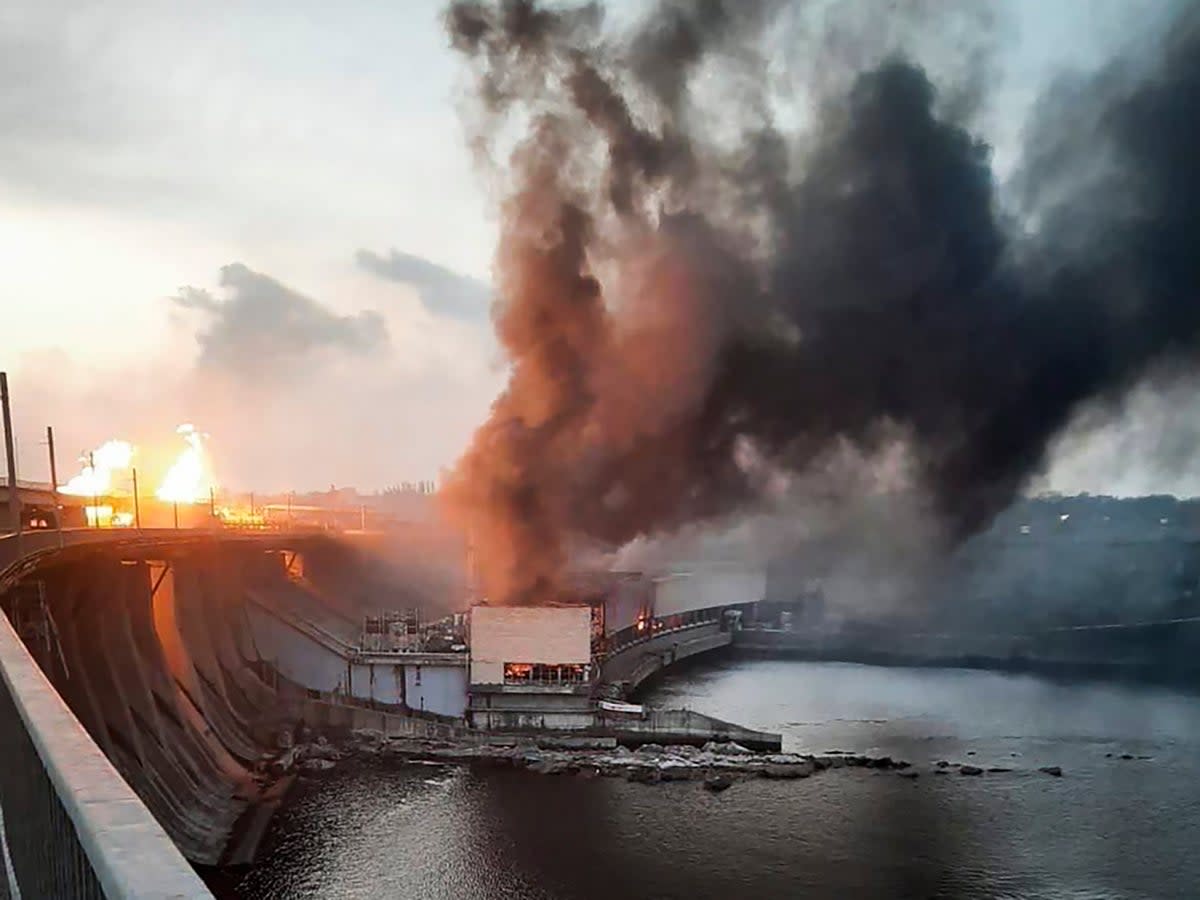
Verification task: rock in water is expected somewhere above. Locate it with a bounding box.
[628,767,661,784]
[530,760,572,776]
[703,774,734,793]
[711,742,753,756]
[305,742,342,762]
[761,763,812,780]
[658,763,696,782]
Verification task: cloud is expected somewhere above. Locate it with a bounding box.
[356,248,490,319]
[172,262,388,378]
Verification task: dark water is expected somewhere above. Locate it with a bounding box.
[214,660,1200,899]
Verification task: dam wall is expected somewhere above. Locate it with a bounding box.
[0,532,465,871]
[8,550,289,866]
[0,580,211,898]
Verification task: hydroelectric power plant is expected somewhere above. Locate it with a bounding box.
[0,479,771,896]
[7,487,1200,896]
[5,381,1200,898]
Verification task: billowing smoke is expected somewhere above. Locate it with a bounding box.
[440,0,1200,605]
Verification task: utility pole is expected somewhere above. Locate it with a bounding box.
[89,450,98,528]
[132,467,141,531]
[1,372,21,542]
[46,426,63,546]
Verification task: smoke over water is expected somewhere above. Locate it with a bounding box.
[439,0,1200,606]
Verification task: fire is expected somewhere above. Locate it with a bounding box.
[59,440,134,496]
[156,424,214,504]
[215,506,265,527]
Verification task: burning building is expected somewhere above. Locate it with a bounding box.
[467,604,595,729]
[465,564,765,730]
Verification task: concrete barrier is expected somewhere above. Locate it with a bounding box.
[0,607,212,899]
[607,708,781,752]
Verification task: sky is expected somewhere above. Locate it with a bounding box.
[1,0,1193,495]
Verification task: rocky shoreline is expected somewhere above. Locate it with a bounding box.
[265,729,1094,791]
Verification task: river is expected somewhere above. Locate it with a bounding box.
[210,658,1200,899]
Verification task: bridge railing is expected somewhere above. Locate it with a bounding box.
[0,606,212,899]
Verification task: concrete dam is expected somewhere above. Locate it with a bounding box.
[2,532,393,867]
[0,528,484,889]
[0,528,769,896]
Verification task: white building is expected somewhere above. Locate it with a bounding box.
[467,605,596,730]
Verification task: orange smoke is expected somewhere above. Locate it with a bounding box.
[439,128,731,605]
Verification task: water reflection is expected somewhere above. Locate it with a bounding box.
[215,661,1200,900]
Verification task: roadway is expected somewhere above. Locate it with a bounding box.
[0,527,326,594]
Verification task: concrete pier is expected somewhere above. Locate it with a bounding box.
[601,621,733,693]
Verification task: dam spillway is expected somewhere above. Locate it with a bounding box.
[0,530,433,868]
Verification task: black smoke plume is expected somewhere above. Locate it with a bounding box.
[441,0,1200,605]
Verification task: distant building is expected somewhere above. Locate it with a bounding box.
[464,566,766,730]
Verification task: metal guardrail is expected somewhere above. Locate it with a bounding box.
[0,602,212,899]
